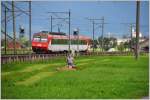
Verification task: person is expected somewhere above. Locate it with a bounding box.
[67,54,75,69]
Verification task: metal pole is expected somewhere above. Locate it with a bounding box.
[12,1,16,55]
[130,25,133,52]
[4,6,7,54]
[29,1,31,49]
[77,28,79,53]
[93,21,95,52]
[135,1,140,60]
[101,17,104,52]
[51,16,52,32]
[69,10,71,52]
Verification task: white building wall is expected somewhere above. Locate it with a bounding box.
[132,28,142,38]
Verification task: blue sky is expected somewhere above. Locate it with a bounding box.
[2,1,149,39]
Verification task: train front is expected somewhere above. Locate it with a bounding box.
[32,33,49,53]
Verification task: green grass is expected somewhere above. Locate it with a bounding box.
[1,55,149,99]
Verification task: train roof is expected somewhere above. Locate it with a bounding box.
[33,32,91,40]
[40,31,66,35]
[51,35,91,40]
[49,32,66,35]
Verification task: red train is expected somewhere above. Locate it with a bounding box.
[32,31,91,53]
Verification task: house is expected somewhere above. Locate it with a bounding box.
[117,38,130,45]
[7,40,22,49]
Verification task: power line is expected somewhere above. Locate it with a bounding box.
[48,10,71,52]
[121,23,135,52]
[87,17,106,52]
[1,1,32,55]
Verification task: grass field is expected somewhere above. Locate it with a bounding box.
[1,55,149,99]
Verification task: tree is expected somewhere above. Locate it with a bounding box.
[123,41,130,51]
[20,37,28,47]
[117,42,124,52]
[91,39,98,49]
[98,37,117,51]
[1,39,5,48]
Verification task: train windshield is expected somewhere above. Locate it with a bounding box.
[41,38,47,42]
[33,36,40,42]
[33,35,48,42]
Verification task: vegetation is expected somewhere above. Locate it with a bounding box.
[19,37,29,47]
[1,56,149,99]
[92,37,117,51]
[92,37,136,52]
[117,42,124,52]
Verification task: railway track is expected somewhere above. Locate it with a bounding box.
[1,51,148,64]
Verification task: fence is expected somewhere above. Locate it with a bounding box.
[1,51,149,64]
[1,48,33,55]
[1,53,66,64]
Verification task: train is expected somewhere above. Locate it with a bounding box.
[32,31,92,53]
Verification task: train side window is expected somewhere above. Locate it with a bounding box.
[62,39,66,44]
[52,39,59,44]
[72,40,74,44]
[51,39,87,45]
[52,39,56,44]
[72,40,77,44]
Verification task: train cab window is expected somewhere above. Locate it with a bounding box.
[33,35,48,42]
[33,37,40,42]
[41,38,48,42]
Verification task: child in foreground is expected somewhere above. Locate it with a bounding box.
[67,54,76,69]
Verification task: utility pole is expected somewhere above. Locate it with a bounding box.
[12,1,16,55]
[120,23,135,52]
[92,21,95,52]
[51,16,53,32]
[77,28,79,54]
[135,1,140,60]
[101,17,104,52]
[4,6,7,54]
[69,10,71,53]
[130,24,134,52]
[29,1,31,48]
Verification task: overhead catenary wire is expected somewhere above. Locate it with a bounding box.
[1,1,32,55]
[47,10,71,52]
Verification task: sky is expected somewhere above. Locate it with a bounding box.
[1,1,149,39]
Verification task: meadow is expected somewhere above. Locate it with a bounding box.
[1,55,149,99]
